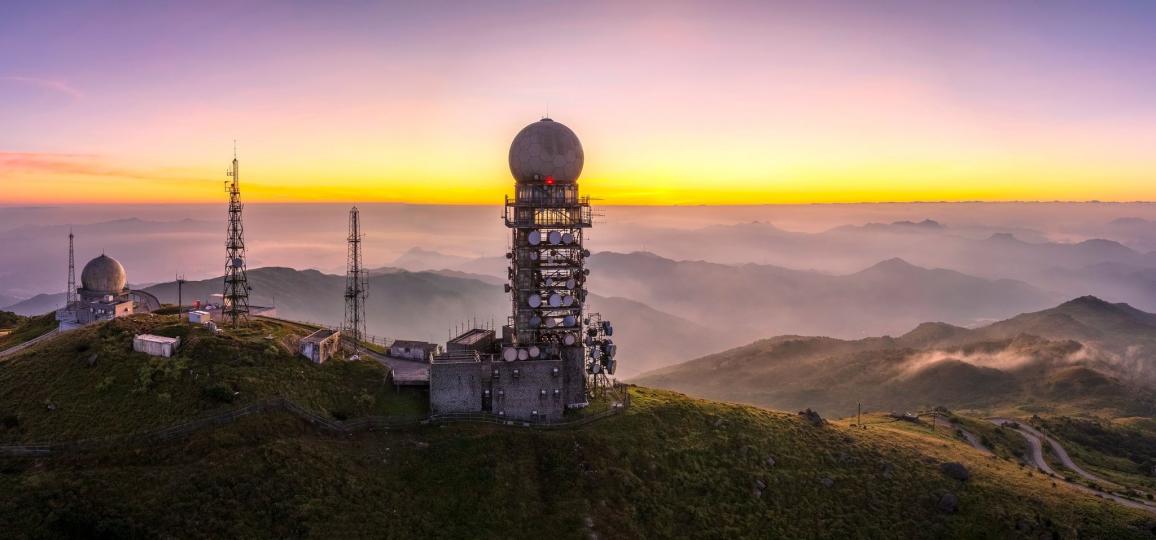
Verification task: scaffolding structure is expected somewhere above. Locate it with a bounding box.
[343,206,368,354]
[222,147,250,326]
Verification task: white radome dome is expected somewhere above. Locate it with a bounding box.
[508,118,584,184]
[80,254,127,293]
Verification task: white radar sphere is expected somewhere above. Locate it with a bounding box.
[509,118,584,184]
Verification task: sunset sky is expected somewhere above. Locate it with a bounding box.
[2,1,1154,205]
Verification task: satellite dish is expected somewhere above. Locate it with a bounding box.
[562,232,574,244]
[584,336,593,346]
[592,363,601,373]
[548,293,562,307]
[528,231,542,245]
[232,257,243,268]
[592,347,602,359]
[562,295,574,307]
[529,345,540,358]
[503,284,511,293]
[529,251,539,261]
[517,348,529,361]
[582,249,591,257]
[545,317,557,328]
[566,278,576,289]
[505,252,513,259]
[503,347,517,362]
[563,333,576,346]
[548,231,562,244]
[563,315,576,327]
[528,295,542,308]
[530,315,542,327]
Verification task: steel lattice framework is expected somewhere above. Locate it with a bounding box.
[504,181,593,354]
[343,206,368,352]
[222,149,250,326]
[65,229,77,307]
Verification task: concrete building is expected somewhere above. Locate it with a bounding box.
[389,340,438,362]
[133,334,180,357]
[446,328,496,354]
[300,328,341,364]
[56,254,161,330]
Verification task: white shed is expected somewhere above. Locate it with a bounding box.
[133,334,181,358]
[188,310,211,324]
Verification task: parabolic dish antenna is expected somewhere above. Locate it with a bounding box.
[503,347,517,362]
[517,348,529,361]
[563,315,576,327]
[562,232,574,244]
[548,293,562,307]
[548,231,562,245]
[528,295,542,308]
[529,345,540,358]
[562,295,574,307]
[563,333,576,346]
[529,231,542,245]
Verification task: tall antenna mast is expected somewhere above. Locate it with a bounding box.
[343,206,368,356]
[222,145,250,326]
[65,228,76,307]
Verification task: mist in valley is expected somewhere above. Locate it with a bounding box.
[5,202,1156,377]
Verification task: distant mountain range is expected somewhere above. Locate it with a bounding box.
[5,253,1086,376]
[634,296,1156,418]
[586,251,1057,342]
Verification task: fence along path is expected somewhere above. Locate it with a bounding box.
[0,328,61,359]
[0,386,631,457]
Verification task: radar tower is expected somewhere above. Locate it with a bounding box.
[222,145,250,326]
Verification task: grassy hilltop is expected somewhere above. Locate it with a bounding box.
[0,316,1154,538]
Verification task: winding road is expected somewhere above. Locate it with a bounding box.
[988,418,1155,514]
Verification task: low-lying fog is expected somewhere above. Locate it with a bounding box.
[5,202,1156,375]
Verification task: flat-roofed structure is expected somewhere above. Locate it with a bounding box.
[300,328,341,364]
[133,334,180,358]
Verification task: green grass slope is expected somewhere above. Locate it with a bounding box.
[1,388,1155,538]
[0,314,426,443]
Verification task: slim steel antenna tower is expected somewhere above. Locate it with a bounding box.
[343,206,368,354]
[222,146,250,326]
[65,228,76,307]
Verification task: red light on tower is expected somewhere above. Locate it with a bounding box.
[545,175,555,185]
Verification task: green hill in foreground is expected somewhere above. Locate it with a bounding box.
[1,316,1155,538]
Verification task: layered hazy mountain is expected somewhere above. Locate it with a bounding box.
[7,252,1075,377]
[634,296,1156,418]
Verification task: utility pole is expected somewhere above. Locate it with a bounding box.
[176,274,186,322]
[343,206,367,357]
[858,402,862,428]
[222,143,251,327]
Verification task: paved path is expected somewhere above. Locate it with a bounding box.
[358,347,429,386]
[989,418,1156,514]
[932,416,992,455]
[0,328,60,359]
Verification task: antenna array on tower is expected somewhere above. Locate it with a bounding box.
[343,206,368,355]
[222,148,250,326]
